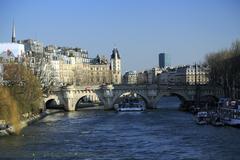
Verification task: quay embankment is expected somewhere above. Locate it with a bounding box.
[0,109,63,136]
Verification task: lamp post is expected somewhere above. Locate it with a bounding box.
[195,63,199,110]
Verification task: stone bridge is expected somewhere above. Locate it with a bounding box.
[44,84,224,111]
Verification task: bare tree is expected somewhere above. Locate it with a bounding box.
[205,40,240,99]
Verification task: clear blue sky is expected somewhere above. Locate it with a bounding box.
[1,0,240,72]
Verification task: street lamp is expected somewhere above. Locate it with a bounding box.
[195,63,200,110]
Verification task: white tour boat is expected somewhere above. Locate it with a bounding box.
[218,99,240,127]
[220,108,240,127]
[114,102,145,112]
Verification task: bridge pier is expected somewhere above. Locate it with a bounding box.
[179,100,194,112]
[101,85,115,110]
[146,100,156,109]
[62,86,77,111]
[65,98,76,111]
[103,101,114,110]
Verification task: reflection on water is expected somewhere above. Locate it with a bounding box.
[156,96,181,109]
[41,112,66,122]
[0,100,240,160]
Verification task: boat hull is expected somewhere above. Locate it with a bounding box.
[117,107,145,112]
[222,118,240,127]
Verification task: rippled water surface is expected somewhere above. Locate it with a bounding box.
[1,108,240,160]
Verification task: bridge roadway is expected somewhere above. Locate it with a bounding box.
[45,84,224,111]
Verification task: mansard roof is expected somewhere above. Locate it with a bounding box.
[111,48,120,59]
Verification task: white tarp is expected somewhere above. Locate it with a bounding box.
[0,43,25,57]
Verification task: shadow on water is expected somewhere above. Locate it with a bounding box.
[156,96,181,110]
[76,104,105,111]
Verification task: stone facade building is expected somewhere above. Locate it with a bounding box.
[44,47,122,86]
[18,39,44,54]
[136,67,163,84]
[123,71,137,84]
[185,65,209,85]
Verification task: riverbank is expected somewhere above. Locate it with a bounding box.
[0,109,63,136]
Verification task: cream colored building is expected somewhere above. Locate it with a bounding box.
[185,65,209,85]
[158,65,209,85]
[47,48,121,86]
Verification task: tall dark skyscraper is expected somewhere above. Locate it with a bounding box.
[159,53,170,68]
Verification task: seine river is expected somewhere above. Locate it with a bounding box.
[0,99,240,160]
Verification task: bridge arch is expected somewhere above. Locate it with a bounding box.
[200,94,219,107]
[45,99,57,109]
[111,91,150,108]
[169,93,188,102]
[74,92,104,110]
[44,95,61,109]
[153,92,190,108]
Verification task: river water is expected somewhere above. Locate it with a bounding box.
[1,101,240,160]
